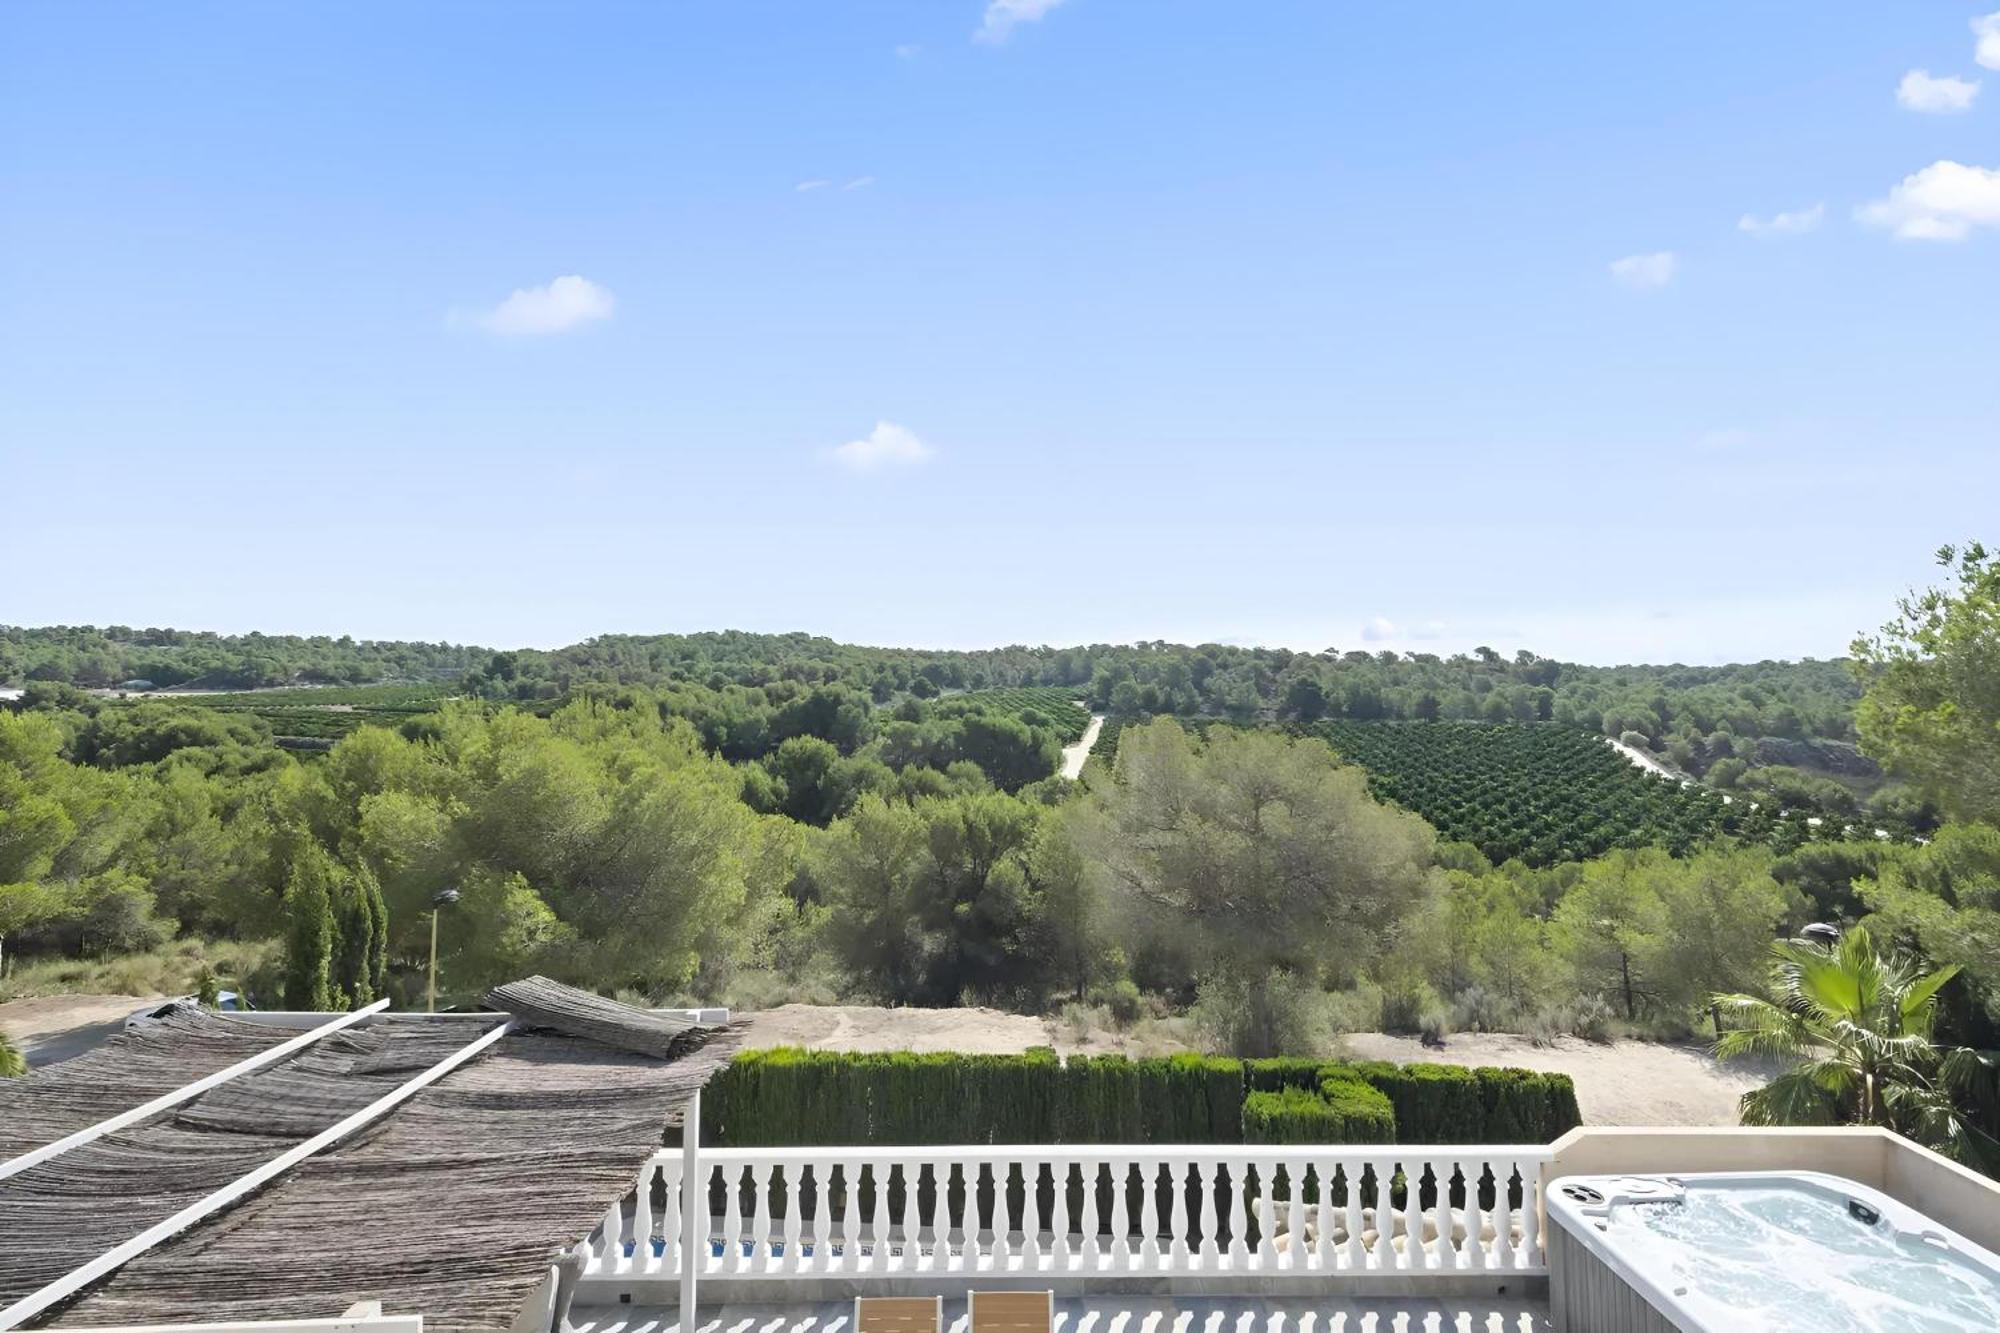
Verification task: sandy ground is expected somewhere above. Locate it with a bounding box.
[1060,714,1106,780]
[0,992,164,1068]
[743,1004,1065,1055]
[740,1005,1769,1127]
[1340,1032,1773,1128]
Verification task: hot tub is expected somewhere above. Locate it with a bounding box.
[1545,1171,2000,1332]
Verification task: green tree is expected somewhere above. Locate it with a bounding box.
[1852,542,2000,824]
[1713,925,1999,1168]
[1075,719,1434,1054]
[282,846,339,1011]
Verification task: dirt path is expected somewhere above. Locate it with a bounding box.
[0,992,162,1068]
[1604,735,1687,782]
[1340,1032,1772,1128]
[1061,714,1106,780]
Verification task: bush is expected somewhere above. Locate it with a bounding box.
[1242,1081,1393,1144]
[1365,1063,1481,1143]
[0,1031,25,1078]
[1089,977,1144,1027]
[1191,968,1331,1057]
[1244,1057,1333,1093]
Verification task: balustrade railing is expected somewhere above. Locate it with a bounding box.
[582,1145,1549,1284]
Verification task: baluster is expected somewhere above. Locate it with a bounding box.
[1167,1159,1189,1271]
[657,1159,680,1279]
[860,1158,880,1272]
[1313,1158,1334,1272]
[945,1162,967,1275]
[891,1160,912,1273]
[1404,1156,1426,1272]
[1100,1157,1123,1269]
[1138,1158,1161,1270]
[1225,1158,1249,1268]
[625,1161,652,1276]
[1285,1158,1306,1272]
[721,1162,743,1274]
[778,1159,801,1274]
[1076,1156,1100,1270]
[1051,1158,1073,1273]
[1198,1159,1222,1269]
[1432,1159,1453,1271]
[1489,1158,1514,1270]
[1462,1158,1485,1272]
[1520,1161,1542,1269]
[1340,1161,1361,1271]
[1368,1159,1393,1270]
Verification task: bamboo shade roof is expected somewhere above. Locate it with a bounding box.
[1,982,743,1333]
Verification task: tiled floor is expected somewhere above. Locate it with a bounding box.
[569,1296,1551,1333]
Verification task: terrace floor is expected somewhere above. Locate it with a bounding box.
[568,1296,1552,1333]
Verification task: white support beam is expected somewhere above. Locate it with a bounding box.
[680,1087,700,1333]
[0,1019,515,1331]
[0,998,393,1183]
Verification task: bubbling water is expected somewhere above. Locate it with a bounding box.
[1614,1184,2000,1333]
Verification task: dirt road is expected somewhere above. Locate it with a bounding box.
[0,993,162,1068]
[1060,715,1106,780]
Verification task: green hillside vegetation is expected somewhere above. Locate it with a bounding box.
[3,546,1998,1165]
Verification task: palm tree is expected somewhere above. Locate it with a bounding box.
[0,1030,25,1079]
[1711,924,1999,1169]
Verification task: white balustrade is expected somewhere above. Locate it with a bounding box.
[582,1145,1550,1285]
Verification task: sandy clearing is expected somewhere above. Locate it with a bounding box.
[1340,1032,1774,1128]
[1604,735,1688,783]
[0,992,164,1068]
[1061,715,1106,780]
[738,1005,1771,1128]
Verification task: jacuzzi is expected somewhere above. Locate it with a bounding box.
[1545,1171,2000,1331]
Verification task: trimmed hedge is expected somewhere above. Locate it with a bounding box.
[706,1047,1244,1146]
[704,1049,1580,1147]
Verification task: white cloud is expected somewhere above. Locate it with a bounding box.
[976,0,1067,44]
[1976,11,2000,70]
[842,176,876,191]
[1857,160,2000,240]
[1609,251,1676,290]
[795,179,830,192]
[1738,203,1825,237]
[475,275,615,336]
[895,44,922,59]
[831,421,934,470]
[1358,617,1446,644]
[1898,69,1979,113]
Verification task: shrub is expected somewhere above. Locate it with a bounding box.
[1365,1063,1481,1143]
[1244,1057,1332,1093]
[1242,1080,1393,1144]
[1089,978,1144,1028]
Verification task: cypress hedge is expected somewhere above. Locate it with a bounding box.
[702,1049,1579,1147]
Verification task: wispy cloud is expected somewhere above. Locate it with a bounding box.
[1857,160,2000,241]
[1738,203,1825,238]
[1609,251,1677,290]
[1360,617,1446,643]
[795,179,831,193]
[976,0,1067,44]
[1898,69,1979,114]
[895,44,922,59]
[842,176,876,191]
[831,421,934,470]
[471,275,615,336]
[1977,11,2000,70]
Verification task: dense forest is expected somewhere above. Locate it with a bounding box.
[3,552,1997,1153]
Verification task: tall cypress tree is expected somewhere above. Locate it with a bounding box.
[282,848,338,1011]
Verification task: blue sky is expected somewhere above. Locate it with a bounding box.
[4,2,1998,664]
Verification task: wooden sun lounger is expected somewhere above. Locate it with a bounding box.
[968,1290,1054,1333]
[854,1296,944,1333]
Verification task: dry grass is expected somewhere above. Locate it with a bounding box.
[0,937,281,1004]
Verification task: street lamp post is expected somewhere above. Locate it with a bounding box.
[426,887,460,1014]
